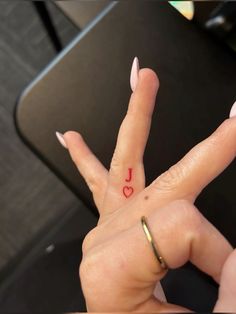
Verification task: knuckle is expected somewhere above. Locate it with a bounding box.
[79,248,112,309]
[82,229,96,254]
[152,162,186,191]
[79,247,108,293]
[173,200,202,234]
[110,153,122,172]
[79,257,88,281]
[85,176,98,193]
[110,151,138,170]
[79,252,98,286]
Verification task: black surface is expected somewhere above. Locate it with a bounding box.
[0,203,97,313]
[0,0,79,271]
[15,2,236,311]
[0,1,85,311]
[0,240,86,313]
[193,1,220,24]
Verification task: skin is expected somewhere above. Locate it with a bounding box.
[62,68,236,312]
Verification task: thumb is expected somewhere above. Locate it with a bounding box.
[214,249,236,312]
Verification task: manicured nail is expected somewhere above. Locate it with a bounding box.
[130,56,139,92]
[55,131,67,149]
[229,101,236,118]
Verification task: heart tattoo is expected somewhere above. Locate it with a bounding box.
[123,186,134,198]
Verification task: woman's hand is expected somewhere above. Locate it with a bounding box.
[57,58,236,312]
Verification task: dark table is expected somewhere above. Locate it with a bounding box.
[15,2,236,311]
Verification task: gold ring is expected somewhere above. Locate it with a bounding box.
[141,216,168,270]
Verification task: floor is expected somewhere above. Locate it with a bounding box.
[0,1,80,271]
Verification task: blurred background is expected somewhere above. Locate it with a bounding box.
[0,1,236,313]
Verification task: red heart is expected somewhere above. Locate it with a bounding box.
[123,186,134,198]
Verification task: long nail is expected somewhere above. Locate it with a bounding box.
[229,101,236,118]
[130,56,139,92]
[55,131,67,149]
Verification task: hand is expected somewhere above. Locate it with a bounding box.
[58,59,236,312]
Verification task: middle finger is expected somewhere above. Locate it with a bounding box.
[105,67,159,212]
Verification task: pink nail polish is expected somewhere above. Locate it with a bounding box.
[55,131,67,149]
[130,56,139,92]
[229,101,236,118]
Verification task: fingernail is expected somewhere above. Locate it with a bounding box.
[55,131,67,149]
[229,101,236,118]
[130,56,139,92]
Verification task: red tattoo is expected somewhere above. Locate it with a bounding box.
[125,168,133,182]
[123,168,134,198]
[123,186,134,198]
